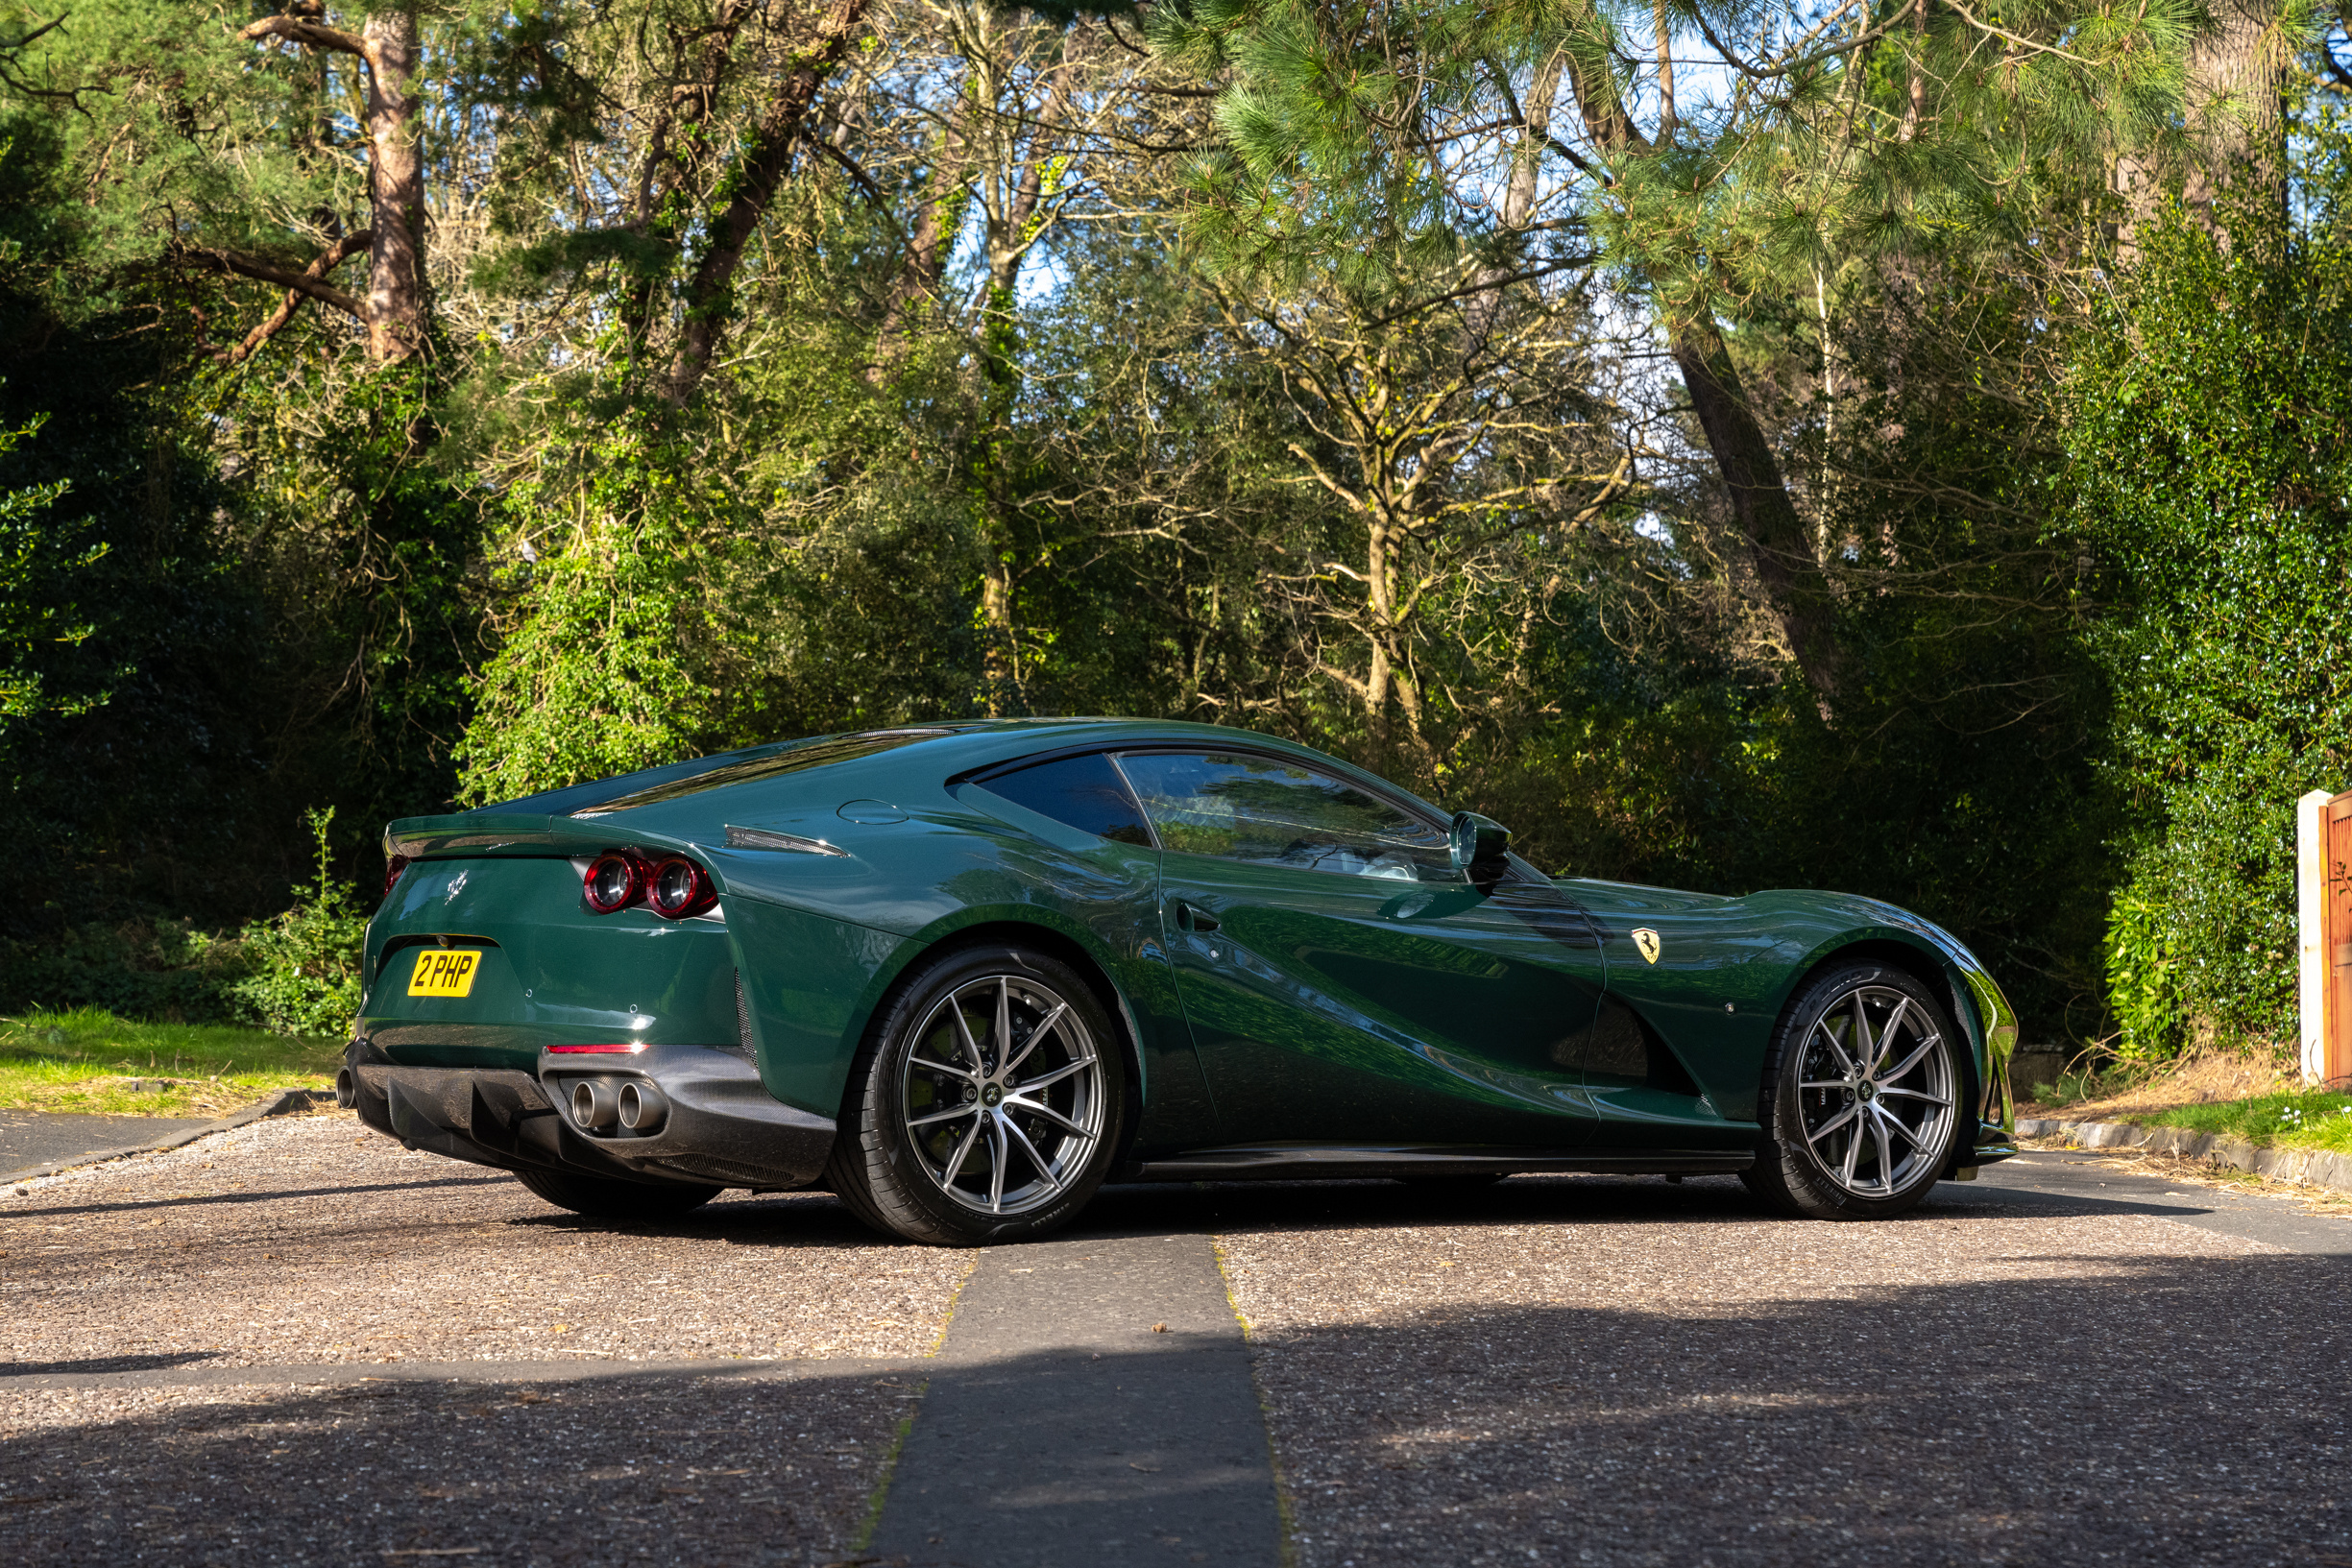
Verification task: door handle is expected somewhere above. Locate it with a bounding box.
[1173,900,1221,934]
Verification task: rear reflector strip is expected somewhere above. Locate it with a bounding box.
[547,1043,648,1054]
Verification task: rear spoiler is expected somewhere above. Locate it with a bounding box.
[383,813,694,862]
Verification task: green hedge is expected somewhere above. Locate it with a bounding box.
[0,809,367,1038]
[2064,214,2352,1055]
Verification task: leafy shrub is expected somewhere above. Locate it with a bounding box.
[2102,887,2181,1060]
[227,808,369,1038]
[2062,210,2352,1053]
[0,916,251,1022]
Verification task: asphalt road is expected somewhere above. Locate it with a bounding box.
[5,1128,2348,1567]
[0,1109,215,1178]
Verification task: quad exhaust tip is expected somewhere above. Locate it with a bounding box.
[568,1076,667,1136]
[618,1080,668,1134]
[570,1078,619,1131]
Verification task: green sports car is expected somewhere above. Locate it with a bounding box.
[343,719,2018,1244]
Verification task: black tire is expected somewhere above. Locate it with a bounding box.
[825,942,1127,1246]
[1744,962,1965,1220]
[513,1168,721,1219]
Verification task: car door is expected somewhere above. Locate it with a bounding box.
[1114,749,1607,1147]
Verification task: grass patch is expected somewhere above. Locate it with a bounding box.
[2137,1088,2352,1153]
[0,1006,340,1117]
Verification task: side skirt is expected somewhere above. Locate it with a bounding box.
[1123,1143,1755,1183]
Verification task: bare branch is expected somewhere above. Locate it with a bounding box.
[210,228,374,365]
[177,238,368,318]
[1940,0,2098,64]
[806,133,885,205]
[238,13,375,66]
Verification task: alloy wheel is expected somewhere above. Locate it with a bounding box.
[898,974,1105,1216]
[1793,983,1956,1199]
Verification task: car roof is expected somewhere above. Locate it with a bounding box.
[474,718,1419,820]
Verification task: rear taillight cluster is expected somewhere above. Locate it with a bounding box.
[584,851,716,919]
[384,855,411,895]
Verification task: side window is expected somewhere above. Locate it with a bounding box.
[976,753,1153,846]
[1113,751,1459,881]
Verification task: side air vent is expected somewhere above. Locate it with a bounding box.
[1581,997,1705,1098]
[724,970,759,1065]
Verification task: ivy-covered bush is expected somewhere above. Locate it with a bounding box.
[228,808,370,1038]
[2064,214,2352,1054]
[0,915,250,1022]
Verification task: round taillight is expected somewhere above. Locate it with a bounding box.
[648,856,715,919]
[384,855,411,895]
[584,852,645,914]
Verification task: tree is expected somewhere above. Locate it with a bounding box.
[230,3,421,362]
[1204,267,1634,760]
[2064,212,2352,1051]
[0,410,100,721]
[1154,0,2198,706]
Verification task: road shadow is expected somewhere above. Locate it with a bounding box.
[7,1172,511,1220]
[6,1250,2348,1566]
[0,1352,221,1378]
[1068,1168,2220,1241]
[1220,1245,2352,1567]
[0,1359,916,1567]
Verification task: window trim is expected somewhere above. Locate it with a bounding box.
[1105,745,1462,880]
[955,747,1159,849]
[952,740,1550,886]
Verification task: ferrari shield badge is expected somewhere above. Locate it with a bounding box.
[1632,928,1662,965]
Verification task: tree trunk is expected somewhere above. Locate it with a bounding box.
[2181,0,2290,245]
[1564,59,1843,707]
[362,4,424,363]
[964,25,1089,708]
[979,548,1015,712]
[621,0,755,357]
[1670,321,1845,701]
[1365,516,1395,747]
[872,106,969,357]
[2114,0,2290,257]
[665,0,874,406]
[973,288,1022,712]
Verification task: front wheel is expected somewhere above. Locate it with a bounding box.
[1744,964,1964,1220]
[825,943,1127,1246]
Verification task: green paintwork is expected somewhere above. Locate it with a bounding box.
[363,718,2017,1169]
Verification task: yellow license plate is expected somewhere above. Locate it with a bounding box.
[407,949,483,998]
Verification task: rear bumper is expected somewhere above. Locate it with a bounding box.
[342,1038,835,1191]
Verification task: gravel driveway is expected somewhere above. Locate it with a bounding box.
[1208,1171,2352,1568]
[1,1111,967,1566]
[3,1111,969,1369]
[12,1119,2352,1567]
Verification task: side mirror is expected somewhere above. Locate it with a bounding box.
[1449,811,1512,877]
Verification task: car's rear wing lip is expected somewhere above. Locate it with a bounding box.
[384,812,688,862]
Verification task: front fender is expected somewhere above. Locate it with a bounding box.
[1776,897,2018,1168]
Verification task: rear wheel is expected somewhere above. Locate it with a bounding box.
[513,1168,720,1219]
[1744,963,1963,1220]
[826,942,1126,1246]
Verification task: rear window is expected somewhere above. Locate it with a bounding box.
[570,729,962,816]
[977,754,1153,846]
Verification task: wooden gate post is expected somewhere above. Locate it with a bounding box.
[2302,787,2352,1087]
[2302,789,2330,1085]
